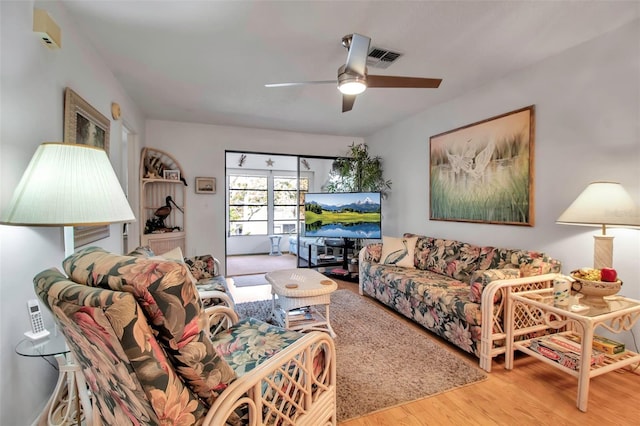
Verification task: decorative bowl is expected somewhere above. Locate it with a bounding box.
[570,272,623,306]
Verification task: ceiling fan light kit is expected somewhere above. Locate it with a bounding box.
[338,66,367,95]
[338,81,366,95]
[266,33,442,112]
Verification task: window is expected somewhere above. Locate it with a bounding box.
[228,174,308,236]
[228,175,268,235]
[273,176,309,235]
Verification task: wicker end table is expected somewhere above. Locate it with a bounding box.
[266,268,337,337]
[506,288,640,412]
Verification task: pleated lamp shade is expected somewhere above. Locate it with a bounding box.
[557,181,640,268]
[1,143,135,226]
[557,182,640,229]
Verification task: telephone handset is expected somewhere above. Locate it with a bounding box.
[25,299,50,340]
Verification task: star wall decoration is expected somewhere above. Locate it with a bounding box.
[266,158,274,167]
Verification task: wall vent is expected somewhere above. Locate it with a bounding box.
[366,47,402,69]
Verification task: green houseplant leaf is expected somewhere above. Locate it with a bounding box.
[326,143,392,198]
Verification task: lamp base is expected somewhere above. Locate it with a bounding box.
[593,235,613,269]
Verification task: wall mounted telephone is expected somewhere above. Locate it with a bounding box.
[25,299,50,340]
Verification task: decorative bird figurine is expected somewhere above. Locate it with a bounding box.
[154,196,183,228]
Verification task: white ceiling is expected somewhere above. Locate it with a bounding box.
[60,1,639,137]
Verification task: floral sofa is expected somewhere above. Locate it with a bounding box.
[35,246,336,425]
[359,234,562,371]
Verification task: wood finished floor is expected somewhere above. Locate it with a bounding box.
[226,255,640,425]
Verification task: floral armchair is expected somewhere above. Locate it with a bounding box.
[34,247,336,425]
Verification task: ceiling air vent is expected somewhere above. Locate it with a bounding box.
[366,47,402,69]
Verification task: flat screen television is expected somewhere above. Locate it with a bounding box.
[303,192,382,240]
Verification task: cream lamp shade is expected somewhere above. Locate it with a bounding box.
[1,143,135,255]
[556,181,640,269]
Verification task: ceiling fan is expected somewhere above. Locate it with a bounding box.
[265,33,442,112]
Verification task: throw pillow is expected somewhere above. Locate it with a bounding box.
[184,255,216,281]
[380,236,418,268]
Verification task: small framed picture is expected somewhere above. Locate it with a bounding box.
[163,169,180,181]
[195,177,216,194]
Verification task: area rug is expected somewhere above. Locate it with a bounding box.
[231,273,269,288]
[235,289,487,421]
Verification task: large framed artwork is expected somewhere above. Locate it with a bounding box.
[429,105,535,226]
[63,87,112,246]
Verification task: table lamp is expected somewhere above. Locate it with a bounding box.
[556,181,640,269]
[1,142,136,255]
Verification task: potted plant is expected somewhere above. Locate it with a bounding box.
[326,142,392,198]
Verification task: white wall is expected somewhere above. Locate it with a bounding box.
[367,20,640,345]
[146,120,360,265]
[0,1,145,423]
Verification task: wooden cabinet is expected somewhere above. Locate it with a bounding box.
[140,147,186,253]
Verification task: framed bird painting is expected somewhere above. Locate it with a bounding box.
[429,105,535,226]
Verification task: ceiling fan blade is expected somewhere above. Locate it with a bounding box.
[265,80,335,88]
[367,75,442,89]
[342,94,356,113]
[344,33,371,76]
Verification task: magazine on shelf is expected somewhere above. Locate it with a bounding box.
[527,333,605,371]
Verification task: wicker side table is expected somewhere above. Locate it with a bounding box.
[506,288,640,412]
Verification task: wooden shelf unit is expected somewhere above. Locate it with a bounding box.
[140,147,186,253]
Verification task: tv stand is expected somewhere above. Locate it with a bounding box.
[314,238,358,282]
[325,238,354,270]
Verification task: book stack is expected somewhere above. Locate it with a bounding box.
[287,307,316,325]
[527,333,605,371]
[563,333,625,355]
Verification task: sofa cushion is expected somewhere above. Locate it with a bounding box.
[414,237,482,282]
[473,247,561,277]
[380,236,418,268]
[63,246,237,407]
[128,247,232,307]
[212,317,305,376]
[361,262,482,327]
[128,245,201,289]
[411,235,434,270]
[363,242,383,263]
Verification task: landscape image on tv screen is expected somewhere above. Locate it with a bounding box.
[303,192,381,239]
